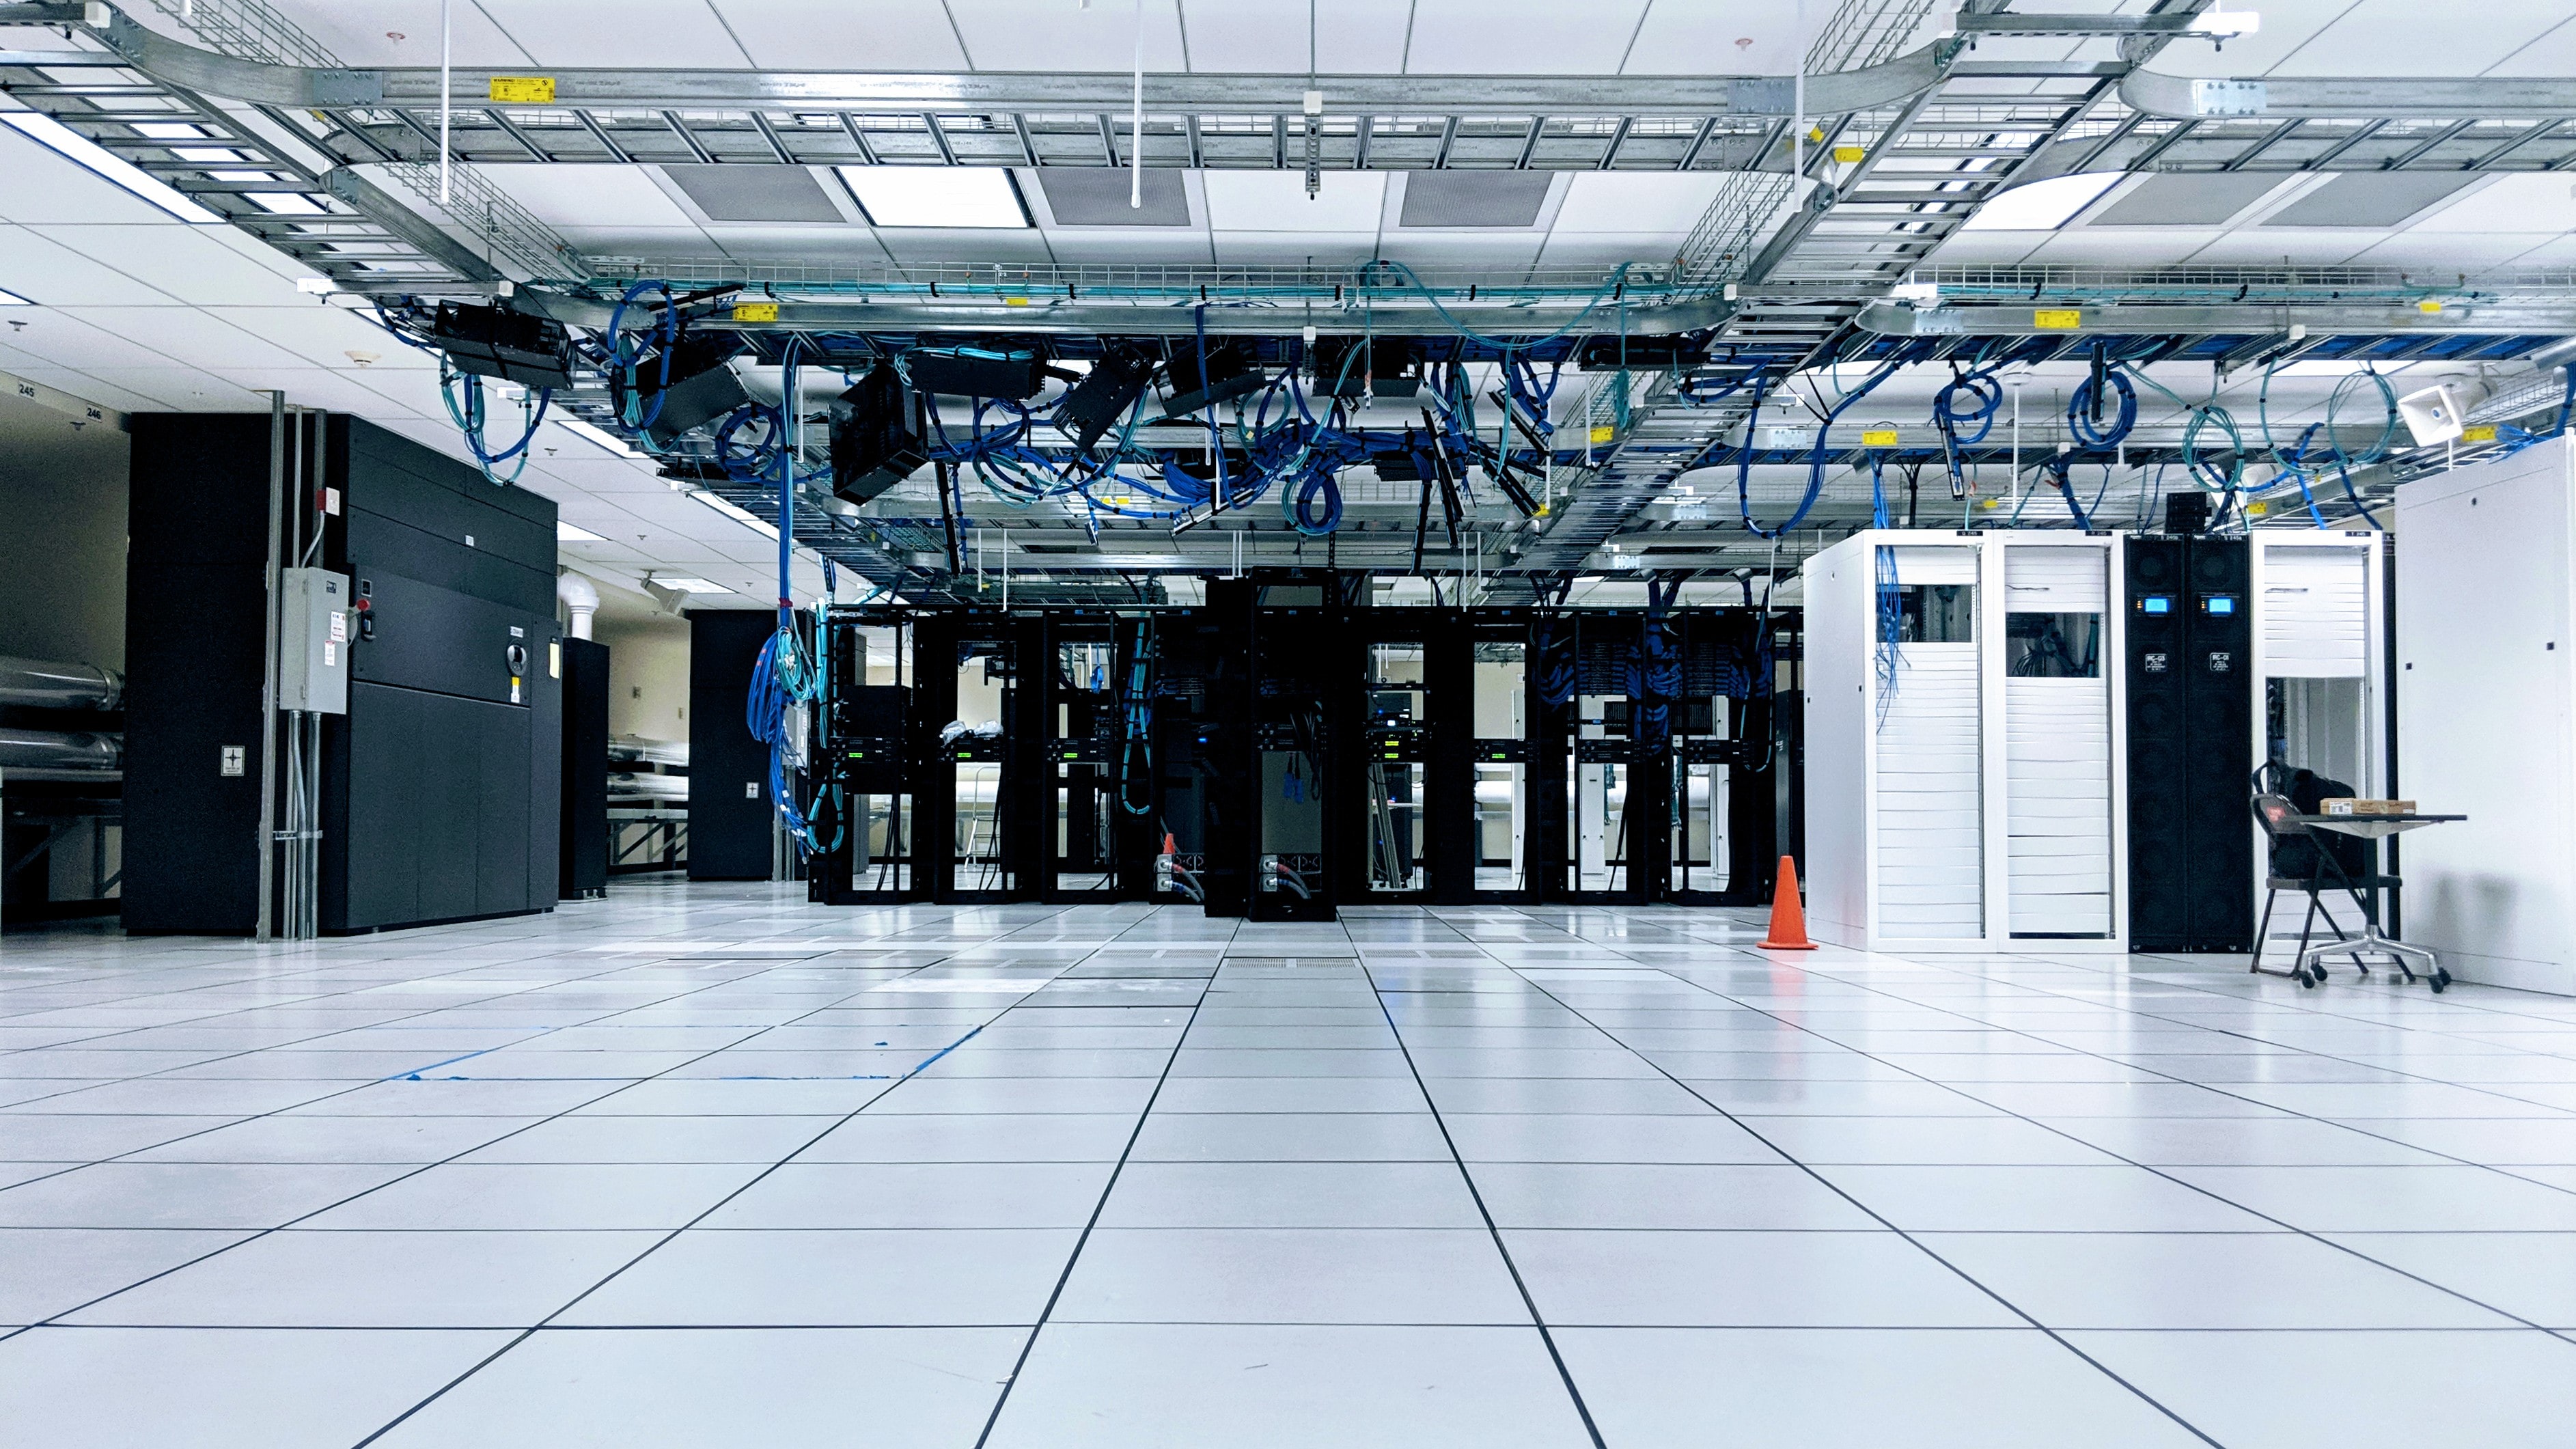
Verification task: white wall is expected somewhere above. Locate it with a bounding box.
[2396,439,2576,995]
[594,618,691,746]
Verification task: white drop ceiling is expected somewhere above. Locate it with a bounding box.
[1,0,2572,607]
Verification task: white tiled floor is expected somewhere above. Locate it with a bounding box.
[5,881,2576,1447]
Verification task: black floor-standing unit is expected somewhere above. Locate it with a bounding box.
[689,610,779,881]
[2126,532,2256,952]
[559,637,610,900]
[124,413,560,935]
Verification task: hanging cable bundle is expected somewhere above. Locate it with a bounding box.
[2065,345,2137,450]
[437,361,551,486]
[1739,356,1905,539]
[1932,363,2004,500]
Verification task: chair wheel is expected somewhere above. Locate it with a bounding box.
[2431,973,2449,993]
[2297,971,2317,989]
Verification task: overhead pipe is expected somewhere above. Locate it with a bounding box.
[0,655,124,711]
[0,727,122,772]
[557,571,601,641]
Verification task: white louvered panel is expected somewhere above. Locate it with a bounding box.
[1876,643,1981,938]
[1889,547,1979,585]
[2006,675,2110,937]
[2003,547,2108,611]
[2261,547,2370,678]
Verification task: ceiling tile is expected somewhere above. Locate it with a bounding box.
[0,365,193,413]
[1202,171,1386,231]
[1551,174,1725,235]
[1209,232,1380,265]
[477,165,700,230]
[711,0,969,69]
[2404,174,2576,234]
[472,0,753,67]
[1398,171,1553,228]
[1622,1,1825,76]
[2090,173,2289,227]
[260,1,531,66]
[943,0,1188,72]
[0,225,176,306]
[663,165,846,223]
[1037,169,1193,227]
[2271,0,2560,77]
[1402,0,1651,74]
[2125,0,2354,79]
[2261,172,2483,227]
[1176,0,1413,72]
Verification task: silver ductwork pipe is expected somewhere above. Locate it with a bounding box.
[0,655,124,710]
[0,728,123,772]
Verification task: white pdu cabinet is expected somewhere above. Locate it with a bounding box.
[1804,530,2127,953]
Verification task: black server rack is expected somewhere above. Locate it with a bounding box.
[687,609,780,880]
[560,637,610,900]
[124,413,561,935]
[2125,534,2256,952]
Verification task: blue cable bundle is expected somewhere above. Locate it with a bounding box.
[1738,356,1905,538]
[1932,363,2004,499]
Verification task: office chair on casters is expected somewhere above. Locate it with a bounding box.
[2249,792,2437,990]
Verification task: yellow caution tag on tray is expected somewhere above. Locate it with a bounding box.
[1861,428,1900,447]
[2247,501,2270,516]
[487,76,556,105]
[2033,309,2083,330]
[2417,299,2443,314]
[1003,296,1031,307]
[2463,424,2497,443]
[730,301,780,322]
[1832,145,1866,163]
[1588,425,1616,445]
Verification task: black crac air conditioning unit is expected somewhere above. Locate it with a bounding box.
[829,363,930,506]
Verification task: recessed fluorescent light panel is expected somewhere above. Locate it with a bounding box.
[557,416,648,458]
[836,166,1029,228]
[692,489,780,540]
[1961,171,2122,231]
[655,577,734,595]
[556,521,605,542]
[1,110,223,223]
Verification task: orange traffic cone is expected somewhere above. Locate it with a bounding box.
[1758,855,1816,950]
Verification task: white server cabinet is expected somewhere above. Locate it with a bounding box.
[2395,440,2576,995]
[1803,530,2126,953]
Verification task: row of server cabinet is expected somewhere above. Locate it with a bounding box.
[1803,527,2389,954]
[781,576,1801,920]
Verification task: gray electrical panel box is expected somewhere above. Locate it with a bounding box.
[279,566,352,715]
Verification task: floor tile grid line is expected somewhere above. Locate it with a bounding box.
[1783,953,2576,1189]
[1367,965,1615,1449]
[0,945,1027,1343]
[1620,963,2576,1346]
[1848,945,2576,1061]
[0,945,874,1191]
[0,911,732,1015]
[338,995,1057,1447]
[967,944,1223,1449]
[1496,968,2235,1449]
[1734,942,2576,1128]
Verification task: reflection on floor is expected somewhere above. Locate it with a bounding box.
[4,880,2575,1447]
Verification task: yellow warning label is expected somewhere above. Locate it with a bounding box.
[2416,299,2443,314]
[486,75,556,105]
[1003,296,1031,307]
[730,301,780,322]
[2463,424,2498,443]
[1588,425,1616,445]
[2247,501,2270,516]
[2033,309,2083,330]
[1832,145,1866,163]
[1861,428,1900,447]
